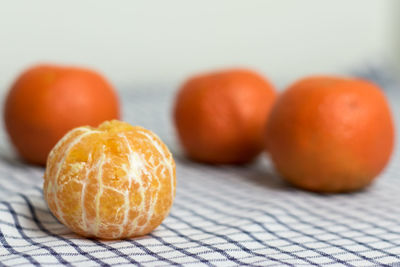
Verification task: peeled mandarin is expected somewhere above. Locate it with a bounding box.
[43,120,176,239]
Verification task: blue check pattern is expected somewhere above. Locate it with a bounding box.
[1,69,400,266]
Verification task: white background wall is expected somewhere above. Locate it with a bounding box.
[0,0,398,92]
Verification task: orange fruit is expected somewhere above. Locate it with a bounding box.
[174,68,277,164]
[4,64,120,165]
[266,76,395,193]
[43,120,176,239]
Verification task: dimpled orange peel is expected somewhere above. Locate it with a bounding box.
[43,120,176,239]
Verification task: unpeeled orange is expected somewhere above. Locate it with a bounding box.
[266,76,395,192]
[174,68,277,164]
[44,120,176,239]
[4,64,120,165]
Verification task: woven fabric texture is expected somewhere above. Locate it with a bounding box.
[0,72,400,266]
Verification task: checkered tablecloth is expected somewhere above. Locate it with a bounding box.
[1,70,400,266]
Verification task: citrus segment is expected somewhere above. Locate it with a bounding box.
[44,120,176,239]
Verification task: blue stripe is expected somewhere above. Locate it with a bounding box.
[1,201,70,265]
[128,239,181,266]
[207,188,391,266]
[300,195,400,249]
[0,211,40,266]
[167,212,293,266]
[149,232,214,266]
[177,184,356,266]
[0,231,39,266]
[0,200,110,266]
[20,194,140,266]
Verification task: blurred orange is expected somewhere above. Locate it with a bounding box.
[174,69,277,164]
[44,120,176,239]
[4,64,120,165]
[266,76,395,192]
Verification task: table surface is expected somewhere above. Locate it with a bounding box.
[1,71,400,267]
